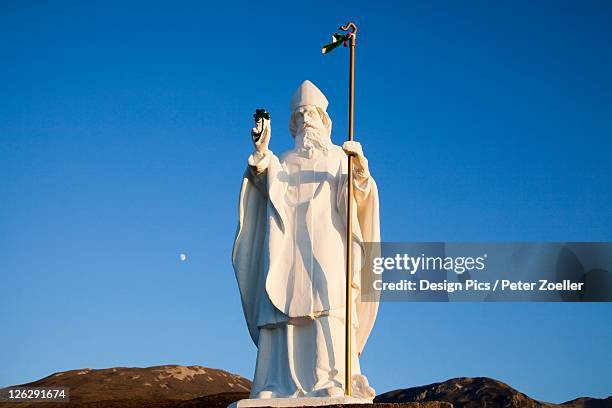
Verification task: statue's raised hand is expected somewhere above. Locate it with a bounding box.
[251,109,271,154]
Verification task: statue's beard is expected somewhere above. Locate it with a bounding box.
[294,127,329,158]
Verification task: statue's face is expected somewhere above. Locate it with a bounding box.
[291,104,330,157]
[293,105,325,133]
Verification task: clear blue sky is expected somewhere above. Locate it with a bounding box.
[1,0,611,404]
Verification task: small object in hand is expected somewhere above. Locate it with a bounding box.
[253,108,270,142]
[253,108,270,122]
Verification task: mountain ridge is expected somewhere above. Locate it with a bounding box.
[375,376,611,408]
[1,366,609,408]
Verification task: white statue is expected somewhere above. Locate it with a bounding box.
[231,80,380,404]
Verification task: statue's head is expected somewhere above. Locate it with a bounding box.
[289,80,333,156]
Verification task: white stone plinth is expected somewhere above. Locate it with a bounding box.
[228,396,373,407]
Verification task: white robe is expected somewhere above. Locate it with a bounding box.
[231,143,380,399]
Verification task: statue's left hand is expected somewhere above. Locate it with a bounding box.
[342,141,369,176]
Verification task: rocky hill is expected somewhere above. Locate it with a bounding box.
[375,377,611,408]
[1,368,609,407]
[0,365,250,407]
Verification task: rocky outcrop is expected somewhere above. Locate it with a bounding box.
[375,377,611,408]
